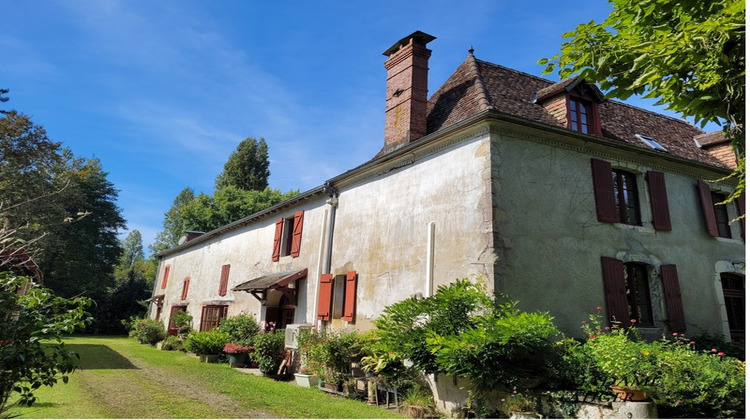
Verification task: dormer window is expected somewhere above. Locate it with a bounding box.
[569,98,592,134]
[535,76,604,137]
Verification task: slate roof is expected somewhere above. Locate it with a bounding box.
[425,53,726,168]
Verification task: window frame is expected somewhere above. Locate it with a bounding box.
[720,273,745,343]
[624,263,654,327]
[568,97,592,134]
[200,305,228,332]
[711,191,732,238]
[612,169,642,226]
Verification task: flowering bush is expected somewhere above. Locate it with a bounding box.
[124,317,166,346]
[253,330,286,375]
[580,307,745,418]
[223,342,252,354]
[217,314,260,347]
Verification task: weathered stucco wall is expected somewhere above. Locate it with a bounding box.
[490,123,744,338]
[151,194,330,329]
[329,127,494,329]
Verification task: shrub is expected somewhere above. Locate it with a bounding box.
[298,328,327,378]
[253,330,286,375]
[184,330,229,355]
[161,335,184,351]
[124,317,166,346]
[171,310,193,338]
[319,331,363,385]
[643,336,745,418]
[217,314,260,347]
[374,278,560,393]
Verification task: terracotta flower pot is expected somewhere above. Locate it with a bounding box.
[610,385,648,401]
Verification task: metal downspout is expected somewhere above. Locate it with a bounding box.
[316,182,338,330]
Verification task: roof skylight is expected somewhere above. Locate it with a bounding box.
[635,134,668,152]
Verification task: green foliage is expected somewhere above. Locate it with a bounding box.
[400,386,437,418]
[216,314,260,347]
[215,137,270,191]
[161,336,185,352]
[297,328,327,378]
[181,186,299,232]
[124,317,167,346]
[253,330,286,375]
[149,187,196,254]
[644,337,745,418]
[171,310,193,338]
[541,0,745,196]
[318,331,363,385]
[184,330,229,355]
[580,308,745,417]
[374,278,560,393]
[0,272,92,415]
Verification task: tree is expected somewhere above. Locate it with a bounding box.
[540,0,745,197]
[149,187,195,255]
[215,137,270,191]
[119,229,144,272]
[181,186,299,232]
[0,218,92,416]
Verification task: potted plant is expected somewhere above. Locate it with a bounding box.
[501,389,540,419]
[223,342,253,368]
[253,330,287,377]
[319,331,362,392]
[293,365,319,387]
[184,330,229,363]
[583,308,654,401]
[400,387,436,419]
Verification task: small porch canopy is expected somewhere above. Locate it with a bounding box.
[145,294,165,304]
[232,268,307,304]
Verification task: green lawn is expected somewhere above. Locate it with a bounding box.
[8,336,405,419]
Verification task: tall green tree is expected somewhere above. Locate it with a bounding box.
[215,137,270,191]
[149,187,195,255]
[181,186,299,232]
[540,0,745,197]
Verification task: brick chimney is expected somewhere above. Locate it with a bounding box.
[383,31,436,151]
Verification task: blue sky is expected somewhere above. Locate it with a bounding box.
[2,1,714,253]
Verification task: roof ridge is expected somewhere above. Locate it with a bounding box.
[474,57,555,85]
[465,52,493,111]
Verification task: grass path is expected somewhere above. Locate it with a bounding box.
[9,336,403,419]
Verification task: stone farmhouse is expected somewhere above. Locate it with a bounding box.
[147,31,744,348]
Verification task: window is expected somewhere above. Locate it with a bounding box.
[601,257,684,329]
[569,98,591,134]
[200,305,228,331]
[721,274,745,343]
[317,271,358,322]
[698,181,732,238]
[272,210,304,261]
[624,263,653,326]
[712,192,732,238]
[160,265,171,289]
[167,306,187,336]
[591,160,645,226]
[218,264,230,296]
[612,170,642,225]
[181,277,190,300]
[635,134,668,152]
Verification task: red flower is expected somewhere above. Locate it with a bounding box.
[718,352,725,357]
[596,306,602,311]
[672,332,678,336]
[604,326,610,330]
[689,341,695,344]
[589,335,596,339]
[711,348,717,353]
[630,319,637,323]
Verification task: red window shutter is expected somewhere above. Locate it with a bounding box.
[181,277,190,300]
[661,264,686,332]
[161,265,170,289]
[736,192,745,238]
[218,264,230,296]
[600,257,629,326]
[591,159,617,223]
[697,181,719,237]
[272,218,283,261]
[647,171,672,231]
[317,274,333,321]
[290,210,304,258]
[342,271,358,322]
